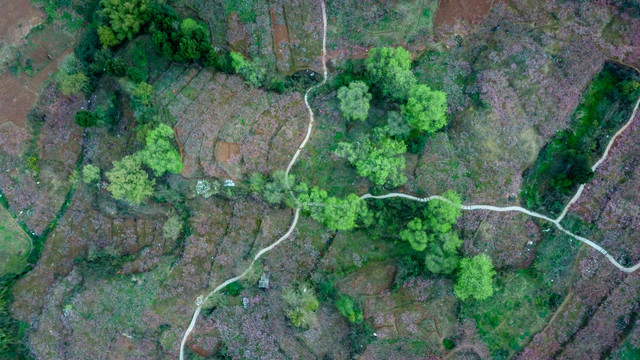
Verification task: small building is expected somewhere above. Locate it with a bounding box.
[258,274,270,289]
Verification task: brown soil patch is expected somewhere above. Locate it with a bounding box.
[215,141,241,163]
[0,0,44,45]
[434,0,496,28]
[0,73,36,128]
[0,47,72,128]
[270,8,290,62]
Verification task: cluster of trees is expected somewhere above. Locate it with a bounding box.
[250,171,369,231]
[393,191,496,301]
[80,123,182,205]
[335,47,448,188]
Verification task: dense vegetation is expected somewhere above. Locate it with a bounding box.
[522,62,640,215]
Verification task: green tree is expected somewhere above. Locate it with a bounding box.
[402,84,448,133]
[59,72,89,96]
[82,164,101,184]
[75,110,99,128]
[423,191,462,232]
[137,123,184,176]
[262,170,294,205]
[337,81,372,121]
[230,51,265,87]
[163,216,182,241]
[365,47,416,101]
[424,231,463,274]
[97,25,120,48]
[400,218,429,251]
[106,155,155,205]
[335,295,363,324]
[132,81,153,108]
[454,254,496,301]
[335,135,407,187]
[322,194,368,231]
[100,0,150,44]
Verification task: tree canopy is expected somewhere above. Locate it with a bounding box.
[99,0,150,46]
[335,135,407,187]
[106,155,155,205]
[137,124,184,176]
[82,164,101,184]
[75,110,99,128]
[402,84,448,133]
[337,81,372,121]
[454,254,496,301]
[230,51,265,87]
[365,47,416,101]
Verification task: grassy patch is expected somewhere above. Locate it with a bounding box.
[462,269,555,359]
[521,62,640,215]
[0,206,31,277]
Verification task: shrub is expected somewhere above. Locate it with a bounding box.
[454,254,496,301]
[59,72,89,95]
[162,216,182,241]
[132,81,153,108]
[75,110,99,127]
[230,51,265,87]
[283,283,320,329]
[335,295,363,324]
[106,155,155,205]
[81,164,101,184]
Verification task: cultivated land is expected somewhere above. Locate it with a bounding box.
[2,0,640,359]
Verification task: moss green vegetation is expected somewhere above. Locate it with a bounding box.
[337,81,372,122]
[454,254,496,301]
[335,295,364,324]
[283,282,320,329]
[106,155,155,205]
[75,110,99,128]
[137,123,184,176]
[522,62,640,215]
[0,207,31,277]
[463,268,560,359]
[162,216,182,241]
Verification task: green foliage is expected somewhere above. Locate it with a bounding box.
[454,254,496,301]
[107,56,127,76]
[297,186,369,231]
[106,155,155,205]
[100,0,150,44]
[400,218,429,251]
[97,25,120,48]
[337,81,372,121]
[131,81,153,108]
[162,216,182,241]
[249,173,267,193]
[126,66,146,83]
[386,111,411,138]
[283,282,320,329]
[137,123,184,176]
[81,164,101,184]
[365,47,416,101]
[27,155,40,174]
[522,62,640,215]
[59,72,89,95]
[335,295,364,324]
[230,51,265,87]
[402,84,448,133]
[75,110,99,128]
[262,170,293,205]
[397,192,463,274]
[335,134,407,187]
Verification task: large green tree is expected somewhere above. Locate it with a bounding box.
[454,254,496,301]
[402,84,448,133]
[106,155,155,205]
[365,47,416,101]
[337,81,372,121]
[137,123,184,176]
[335,135,407,187]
